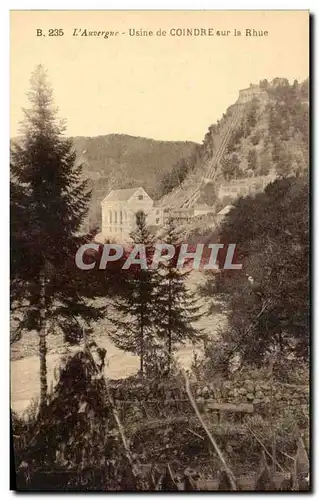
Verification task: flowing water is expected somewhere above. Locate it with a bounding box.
[11,271,226,414]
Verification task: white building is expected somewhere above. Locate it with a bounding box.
[218,174,276,200]
[101,187,164,241]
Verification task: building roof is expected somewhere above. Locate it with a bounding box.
[217,204,235,216]
[102,187,144,203]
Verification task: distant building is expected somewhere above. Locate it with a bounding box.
[216,204,235,224]
[218,174,276,200]
[167,207,194,223]
[238,85,268,103]
[101,187,164,241]
[193,203,213,218]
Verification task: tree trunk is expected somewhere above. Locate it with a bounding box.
[167,276,172,373]
[167,335,171,374]
[140,329,144,376]
[167,310,172,374]
[39,269,48,413]
[140,313,144,376]
[39,331,47,411]
[278,330,283,353]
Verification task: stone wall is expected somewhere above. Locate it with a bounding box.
[194,372,309,421]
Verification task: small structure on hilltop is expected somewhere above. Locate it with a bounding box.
[238,84,269,103]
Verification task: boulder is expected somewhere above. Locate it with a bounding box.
[255,390,264,400]
[261,383,270,391]
[244,381,255,393]
[223,381,232,390]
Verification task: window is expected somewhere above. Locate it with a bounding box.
[109,227,112,233]
[120,210,123,224]
[109,210,112,224]
[156,209,159,215]
[138,195,143,200]
[156,218,160,224]
[114,211,118,223]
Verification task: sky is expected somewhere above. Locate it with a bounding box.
[10,10,309,143]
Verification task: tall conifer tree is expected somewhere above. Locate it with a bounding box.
[109,211,159,375]
[11,65,105,410]
[156,217,203,373]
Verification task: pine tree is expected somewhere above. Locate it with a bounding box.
[109,210,159,375]
[10,65,106,410]
[155,217,203,373]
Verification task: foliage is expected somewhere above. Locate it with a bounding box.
[13,349,310,491]
[155,217,204,371]
[247,148,258,172]
[11,65,108,344]
[244,99,259,136]
[217,78,309,183]
[251,132,261,146]
[267,79,308,172]
[13,347,133,491]
[10,65,114,413]
[11,74,310,491]
[201,176,309,364]
[259,149,271,176]
[109,211,160,375]
[221,153,242,181]
[108,214,204,375]
[160,149,200,195]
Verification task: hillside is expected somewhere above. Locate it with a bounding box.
[71,134,198,228]
[11,134,198,229]
[161,78,309,210]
